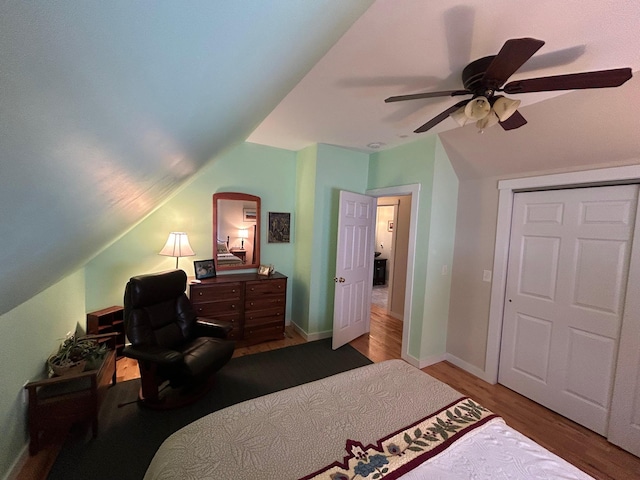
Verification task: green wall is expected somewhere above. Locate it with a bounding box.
[292,145,318,333]
[420,138,458,359]
[85,142,298,317]
[0,269,86,477]
[292,144,370,337]
[367,136,457,362]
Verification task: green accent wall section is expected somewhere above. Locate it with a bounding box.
[292,144,369,337]
[292,145,318,333]
[0,269,86,477]
[420,138,458,359]
[367,136,457,362]
[85,142,298,319]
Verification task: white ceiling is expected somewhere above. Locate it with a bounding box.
[249,0,640,153]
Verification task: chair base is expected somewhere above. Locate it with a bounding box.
[137,376,215,410]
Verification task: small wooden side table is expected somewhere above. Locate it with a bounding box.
[230,248,247,264]
[24,350,116,455]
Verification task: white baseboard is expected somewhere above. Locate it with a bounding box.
[444,353,494,384]
[417,353,447,369]
[291,322,332,342]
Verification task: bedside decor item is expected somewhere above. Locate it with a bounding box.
[258,264,274,276]
[159,232,195,268]
[47,333,108,376]
[238,228,249,248]
[268,212,291,243]
[194,259,216,279]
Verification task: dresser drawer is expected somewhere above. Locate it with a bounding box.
[245,306,285,326]
[245,279,287,298]
[194,300,241,317]
[245,295,285,311]
[244,322,284,343]
[192,283,242,302]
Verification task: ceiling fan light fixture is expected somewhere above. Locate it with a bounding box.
[450,106,469,126]
[475,111,499,130]
[464,96,491,120]
[492,96,521,122]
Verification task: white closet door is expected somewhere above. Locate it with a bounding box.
[608,195,640,456]
[499,185,638,435]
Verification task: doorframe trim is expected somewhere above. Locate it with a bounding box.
[367,183,420,365]
[485,164,640,384]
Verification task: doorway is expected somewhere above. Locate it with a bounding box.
[366,185,419,362]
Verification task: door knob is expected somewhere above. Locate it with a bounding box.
[334,277,346,283]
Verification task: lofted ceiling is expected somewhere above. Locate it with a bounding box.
[2,0,640,316]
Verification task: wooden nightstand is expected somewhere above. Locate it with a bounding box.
[230,248,246,264]
[24,350,116,454]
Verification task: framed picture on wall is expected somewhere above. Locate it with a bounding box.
[387,220,394,232]
[194,259,216,280]
[268,212,291,243]
[243,208,257,222]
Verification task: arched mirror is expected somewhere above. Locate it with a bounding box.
[213,192,260,271]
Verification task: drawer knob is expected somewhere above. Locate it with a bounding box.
[232,289,236,293]
[199,292,203,296]
[250,302,254,306]
[231,304,236,309]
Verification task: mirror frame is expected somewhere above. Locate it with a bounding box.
[213,192,261,271]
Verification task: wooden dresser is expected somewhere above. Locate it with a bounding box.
[189,272,287,346]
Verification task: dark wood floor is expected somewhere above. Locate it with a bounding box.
[15,304,640,479]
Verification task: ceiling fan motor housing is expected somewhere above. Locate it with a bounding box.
[462,55,496,97]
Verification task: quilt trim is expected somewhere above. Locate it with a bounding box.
[300,397,499,480]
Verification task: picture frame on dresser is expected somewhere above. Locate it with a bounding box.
[194,259,216,279]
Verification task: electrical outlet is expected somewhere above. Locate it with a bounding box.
[483,270,492,282]
[441,264,448,276]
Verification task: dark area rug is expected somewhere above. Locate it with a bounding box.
[47,339,372,480]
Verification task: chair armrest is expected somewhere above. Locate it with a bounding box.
[196,318,233,338]
[123,345,183,365]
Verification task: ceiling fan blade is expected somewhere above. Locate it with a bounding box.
[482,38,545,88]
[499,110,527,130]
[414,100,470,133]
[503,68,632,94]
[385,90,470,103]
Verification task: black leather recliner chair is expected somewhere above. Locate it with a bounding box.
[123,269,234,408]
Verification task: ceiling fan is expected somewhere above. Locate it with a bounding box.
[385,38,632,133]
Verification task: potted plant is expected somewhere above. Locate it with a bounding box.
[47,334,108,376]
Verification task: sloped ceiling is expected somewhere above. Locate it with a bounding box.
[0,1,373,315]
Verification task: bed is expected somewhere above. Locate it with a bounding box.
[144,360,594,479]
[216,239,244,266]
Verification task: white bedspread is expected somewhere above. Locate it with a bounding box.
[144,359,594,480]
[401,418,593,479]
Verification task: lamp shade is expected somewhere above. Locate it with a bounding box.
[476,111,499,130]
[464,96,491,120]
[450,105,470,127]
[238,229,249,239]
[159,232,195,268]
[493,96,521,122]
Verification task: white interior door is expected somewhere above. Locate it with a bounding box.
[608,194,640,456]
[499,185,638,435]
[332,191,376,349]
